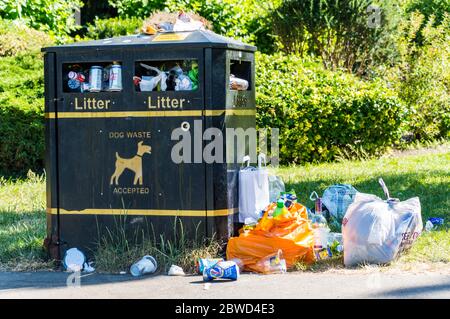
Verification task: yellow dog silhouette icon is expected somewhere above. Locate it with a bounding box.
[110,141,151,185]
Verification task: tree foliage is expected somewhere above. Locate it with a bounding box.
[394,13,450,140]
[272,0,401,74]
[0,0,82,39]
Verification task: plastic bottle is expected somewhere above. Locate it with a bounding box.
[311,198,330,259]
[255,249,287,274]
[272,199,288,218]
[312,214,329,245]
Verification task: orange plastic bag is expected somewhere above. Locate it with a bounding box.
[227,202,315,273]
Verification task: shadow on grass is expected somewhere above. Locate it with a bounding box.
[0,209,48,266]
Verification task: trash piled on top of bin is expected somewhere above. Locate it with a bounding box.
[63,11,249,94]
[141,10,211,35]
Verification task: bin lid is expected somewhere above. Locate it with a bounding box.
[42,30,256,53]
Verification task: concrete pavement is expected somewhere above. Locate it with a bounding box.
[0,268,449,299]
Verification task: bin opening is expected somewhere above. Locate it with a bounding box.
[62,62,123,93]
[229,60,251,91]
[134,59,199,92]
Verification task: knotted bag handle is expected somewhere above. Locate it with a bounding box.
[378,178,390,199]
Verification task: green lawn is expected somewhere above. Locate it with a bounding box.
[0,147,448,271]
[0,172,51,270]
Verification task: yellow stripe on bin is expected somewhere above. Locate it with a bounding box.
[44,109,255,119]
[46,207,236,217]
[203,109,255,116]
[45,110,203,119]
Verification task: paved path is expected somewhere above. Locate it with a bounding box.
[0,270,449,299]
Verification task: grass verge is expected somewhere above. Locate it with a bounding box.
[0,146,448,272]
[0,171,54,270]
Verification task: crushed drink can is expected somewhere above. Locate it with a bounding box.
[108,64,122,91]
[89,66,103,92]
[68,79,80,90]
[203,260,239,282]
[77,73,86,82]
[196,258,224,274]
[68,71,85,82]
[68,71,78,80]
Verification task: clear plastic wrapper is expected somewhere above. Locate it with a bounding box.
[229,74,249,90]
[255,249,287,274]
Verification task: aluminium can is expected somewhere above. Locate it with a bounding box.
[196,258,224,274]
[108,64,122,91]
[89,66,103,92]
[202,261,239,282]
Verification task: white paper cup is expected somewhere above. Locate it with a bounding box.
[139,80,154,91]
[130,255,157,277]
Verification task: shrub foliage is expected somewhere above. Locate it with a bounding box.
[256,53,405,164]
[0,52,45,175]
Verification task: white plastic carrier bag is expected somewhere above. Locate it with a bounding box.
[343,178,422,266]
[238,154,270,223]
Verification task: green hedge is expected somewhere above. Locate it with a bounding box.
[85,17,142,40]
[256,53,406,164]
[0,52,45,175]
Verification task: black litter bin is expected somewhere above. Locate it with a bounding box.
[43,30,256,259]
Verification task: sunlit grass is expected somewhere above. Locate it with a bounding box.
[0,171,54,270]
[0,146,448,271]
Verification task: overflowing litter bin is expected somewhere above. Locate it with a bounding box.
[43,30,256,259]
